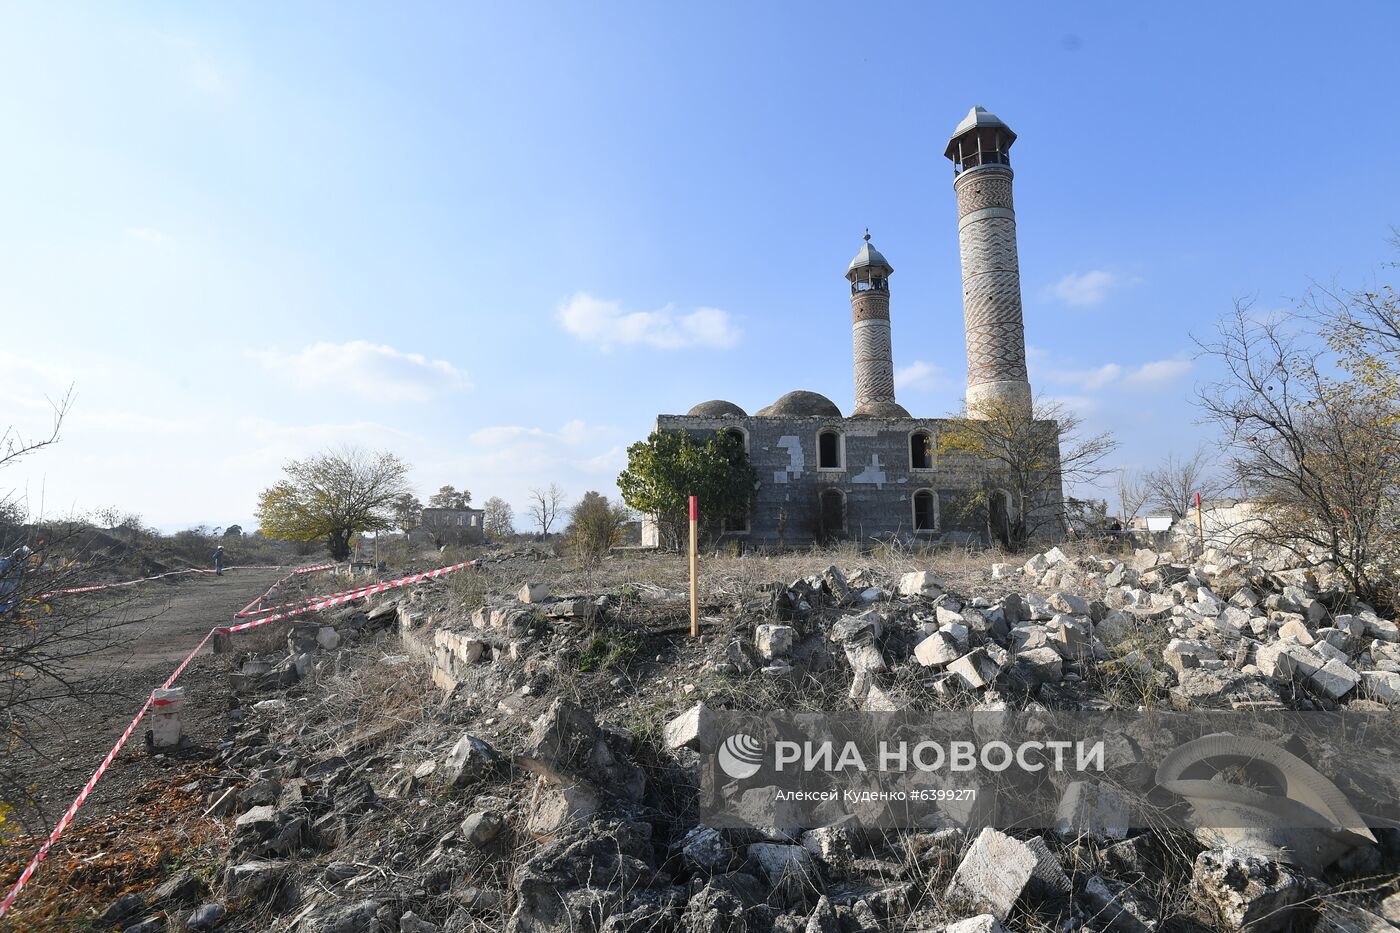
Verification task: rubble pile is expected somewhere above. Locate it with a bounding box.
[90,545,1400,933]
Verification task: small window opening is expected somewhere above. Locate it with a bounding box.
[913,490,938,532]
[820,489,845,534]
[818,431,841,469]
[910,431,933,470]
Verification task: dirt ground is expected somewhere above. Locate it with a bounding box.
[4,567,289,833]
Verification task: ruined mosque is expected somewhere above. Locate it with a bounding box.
[645,106,1064,548]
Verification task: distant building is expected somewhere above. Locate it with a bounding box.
[411,506,486,546]
[643,106,1064,549]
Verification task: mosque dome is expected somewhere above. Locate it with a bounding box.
[756,390,843,418]
[686,400,747,418]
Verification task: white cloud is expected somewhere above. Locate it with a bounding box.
[255,340,469,402]
[1047,270,1134,307]
[894,360,946,391]
[125,226,170,245]
[1043,394,1101,415]
[1123,358,1192,387]
[1041,362,1122,392]
[558,292,740,350]
[1034,350,1190,393]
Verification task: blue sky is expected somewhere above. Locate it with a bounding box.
[2,2,1397,531]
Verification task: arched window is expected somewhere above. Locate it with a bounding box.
[910,430,933,470]
[818,430,843,470]
[913,489,939,533]
[720,427,749,452]
[819,489,846,535]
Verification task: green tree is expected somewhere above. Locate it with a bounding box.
[223,524,243,538]
[256,446,411,560]
[567,491,632,565]
[392,493,423,532]
[428,485,470,509]
[617,429,756,550]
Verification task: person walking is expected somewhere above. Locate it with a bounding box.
[213,544,226,576]
[0,545,33,613]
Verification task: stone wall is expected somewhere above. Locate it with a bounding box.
[654,413,1063,548]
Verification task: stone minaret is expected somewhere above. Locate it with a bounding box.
[945,106,1033,419]
[847,231,910,418]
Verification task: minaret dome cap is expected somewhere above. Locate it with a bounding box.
[846,229,893,278]
[944,105,1017,159]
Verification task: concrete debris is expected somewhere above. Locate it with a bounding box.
[125,541,1400,933]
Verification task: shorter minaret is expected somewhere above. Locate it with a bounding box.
[945,106,1033,419]
[847,231,909,418]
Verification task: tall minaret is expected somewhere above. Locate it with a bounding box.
[945,106,1033,419]
[847,231,910,418]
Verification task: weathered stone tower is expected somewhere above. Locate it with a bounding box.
[946,106,1032,419]
[847,231,910,418]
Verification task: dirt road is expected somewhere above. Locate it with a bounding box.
[7,567,291,831]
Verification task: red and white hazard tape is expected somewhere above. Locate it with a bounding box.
[234,562,341,619]
[223,561,476,633]
[38,564,294,601]
[0,558,471,918]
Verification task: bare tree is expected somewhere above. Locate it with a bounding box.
[1116,468,1151,524]
[527,484,566,537]
[1143,448,1221,520]
[1,391,154,834]
[937,396,1118,551]
[1195,302,1400,604]
[482,496,515,539]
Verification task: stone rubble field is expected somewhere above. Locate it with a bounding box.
[74,543,1400,933]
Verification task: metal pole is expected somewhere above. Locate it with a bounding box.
[1195,492,1205,552]
[688,495,699,639]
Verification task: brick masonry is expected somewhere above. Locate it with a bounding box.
[652,413,1062,548]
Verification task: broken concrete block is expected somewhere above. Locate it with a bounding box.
[842,640,887,673]
[1363,615,1399,643]
[896,571,943,598]
[747,843,819,907]
[517,583,551,603]
[1362,670,1400,704]
[862,683,905,711]
[1129,549,1160,572]
[914,631,963,668]
[1255,641,1324,681]
[943,918,1007,933]
[1050,591,1091,616]
[1169,668,1243,709]
[829,610,882,644]
[664,702,717,752]
[945,828,1037,920]
[1191,848,1306,933]
[1277,617,1315,645]
[1053,780,1131,842]
[526,779,598,836]
[681,826,732,872]
[443,734,500,787]
[1083,875,1160,933]
[1163,638,1211,673]
[1013,646,1064,684]
[947,649,1000,690]
[1307,657,1360,700]
[755,624,795,660]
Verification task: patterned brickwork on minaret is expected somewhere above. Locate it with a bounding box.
[946,107,1033,419]
[847,232,909,418]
